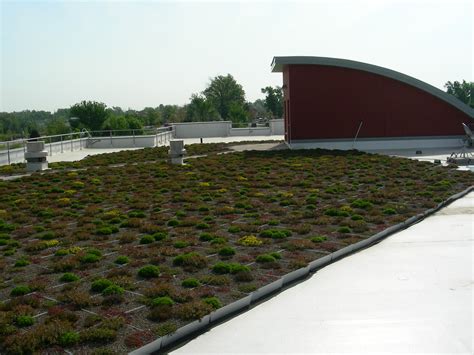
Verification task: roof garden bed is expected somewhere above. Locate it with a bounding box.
[0,146,472,354]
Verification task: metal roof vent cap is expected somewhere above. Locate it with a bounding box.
[169,139,186,165]
[25,141,48,172]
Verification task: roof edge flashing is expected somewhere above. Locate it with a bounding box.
[271,56,474,119]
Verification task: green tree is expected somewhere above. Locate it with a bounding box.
[101,115,129,131]
[261,86,283,118]
[102,114,143,133]
[125,116,143,130]
[140,107,162,126]
[203,74,246,121]
[69,101,109,131]
[444,80,473,107]
[159,105,176,124]
[45,116,70,136]
[228,102,249,125]
[186,94,221,122]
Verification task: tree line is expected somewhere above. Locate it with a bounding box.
[0,74,283,141]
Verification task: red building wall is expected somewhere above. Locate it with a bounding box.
[284,65,469,141]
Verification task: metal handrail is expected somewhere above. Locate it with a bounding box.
[0,126,172,146]
[0,126,173,165]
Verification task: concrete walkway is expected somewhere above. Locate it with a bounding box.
[46,136,284,163]
[172,192,473,354]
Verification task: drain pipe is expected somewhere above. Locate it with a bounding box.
[352,121,363,149]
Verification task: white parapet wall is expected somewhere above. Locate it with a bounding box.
[173,122,232,138]
[269,119,284,135]
[86,135,157,148]
[0,138,86,165]
[229,127,271,136]
[288,136,466,151]
[173,120,284,138]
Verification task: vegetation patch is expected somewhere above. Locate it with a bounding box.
[0,145,471,353]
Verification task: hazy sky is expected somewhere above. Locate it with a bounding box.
[1,0,472,112]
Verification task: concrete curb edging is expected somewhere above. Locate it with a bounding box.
[130,186,473,355]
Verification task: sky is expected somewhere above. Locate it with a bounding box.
[0,0,472,112]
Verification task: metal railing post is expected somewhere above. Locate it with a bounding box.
[60,135,63,153]
[133,129,136,147]
[110,130,113,147]
[70,134,73,151]
[7,141,10,165]
[23,140,26,163]
[49,137,52,156]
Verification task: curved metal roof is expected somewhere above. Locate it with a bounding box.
[271,56,474,118]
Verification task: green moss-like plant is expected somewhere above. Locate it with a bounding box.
[337,226,351,233]
[14,258,29,267]
[259,229,292,239]
[60,272,80,282]
[256,254,276,263]
[383,208,397,215]
[351,199,373,209]
[227,226,241,233]
[310,235,327,243]
[138,265,160,278]
[196,222,210,229]
[167,219,180,227]
[81,253,101,263]
[114,256,130,265]
[102,284,124,296]
[15,315,34,327]
[59,331,80,346]
[152,231,168,241]
[151,296,175,307]
[181,278,200,288]
[199,232,213,241]
[218,247,236,257]
[212,262,250,274]
[203,296,222,309]
[91,278,114,292]
[95,226,118,235]
[140,235,154,244]
[173,241,188,248]
[10,285,31,296]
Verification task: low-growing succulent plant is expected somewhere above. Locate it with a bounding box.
[256,254,277,263]
[259,229,292,239]
[310,235,327,243]
[114,256,130,265]
[151,296,175,307]
[218,246,236,257]
[91,278,114,292]
[202,296,222,309]
[15,315,35,327]
[238,235,263,246]
[60,272,80,282]
[138,265,160,278]
[337,226,351,233]
[10,285,31,296]
[181,278,200,288]
[59,331,80,346]
[140,235,155,244]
